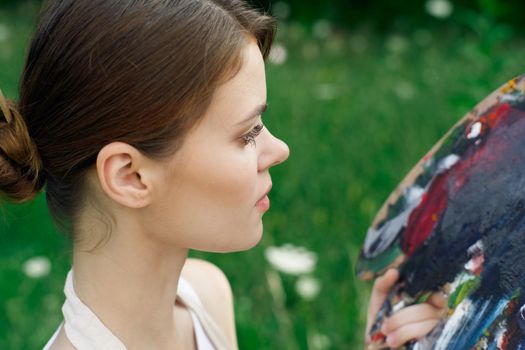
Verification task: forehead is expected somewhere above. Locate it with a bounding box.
[164,42,267,167]
[201,42,267,128]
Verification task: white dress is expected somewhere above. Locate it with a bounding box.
[43,270,232,350]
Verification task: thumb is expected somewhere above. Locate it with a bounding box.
[371,268,399,303]
[367,269,399,332]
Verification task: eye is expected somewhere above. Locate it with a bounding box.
[241,123,264,146]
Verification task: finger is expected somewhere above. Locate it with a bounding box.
[385,319,438,348]
[368,269,399,314]
[367,269,400,332]
[381,303,445,334]
[427,291,448,309]
[372,269,400,295]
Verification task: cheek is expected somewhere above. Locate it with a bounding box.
[194,151,257,206]
[148,148,261,251]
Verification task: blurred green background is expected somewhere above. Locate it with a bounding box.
[1,0,525,349]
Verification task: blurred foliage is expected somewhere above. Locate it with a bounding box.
[4,0,525,32]
[251,0,525,33]
[2,0,525,349]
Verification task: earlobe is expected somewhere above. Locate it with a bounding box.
[96,142,153,208]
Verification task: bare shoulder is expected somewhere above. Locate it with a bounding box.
[45,325,76,350]
[181,258,238,349]
[181,258,232,299]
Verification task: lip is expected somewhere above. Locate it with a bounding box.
[256,183,272,211]
[257,183,273,203]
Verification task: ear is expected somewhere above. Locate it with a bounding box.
[96,142,154,209]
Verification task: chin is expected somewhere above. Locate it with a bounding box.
[239,230,264,251]
[209,224,264,253]
[244,221,264,249]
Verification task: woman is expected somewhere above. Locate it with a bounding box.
[0,0,445,349]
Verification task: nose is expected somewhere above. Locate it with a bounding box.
[257,128,290,171]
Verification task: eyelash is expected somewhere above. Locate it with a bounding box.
[241,123,264,146]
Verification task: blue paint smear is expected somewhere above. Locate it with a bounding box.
[443,297,509,349]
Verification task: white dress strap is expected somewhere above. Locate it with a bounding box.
[176,278,233,350]
[62,270,128,350]
[177,278,216,350]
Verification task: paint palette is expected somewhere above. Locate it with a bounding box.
[356,75,525,349]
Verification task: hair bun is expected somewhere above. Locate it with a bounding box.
[0,89,45,203]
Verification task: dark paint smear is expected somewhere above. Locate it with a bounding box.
[373,104,510,256]
[514,94,525,112]
[475,202,525,298]
[432,125,466,163]
[400,105,525,297]
[444,214,525,349]
[482,298,520,349]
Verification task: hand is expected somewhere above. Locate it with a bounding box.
[366,269,448,348]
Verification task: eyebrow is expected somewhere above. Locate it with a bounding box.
[236,103,267,126]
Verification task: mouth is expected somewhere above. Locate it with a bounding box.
[258,183,273,202]
[256,183,272,211]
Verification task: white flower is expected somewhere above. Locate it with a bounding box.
[394,81,416,101]
[313,84,339,101]
[309,331,332,350]
[425,0,453,19]
[386,35,409,54]
[268,43,288,65]
[23,256,51,278]
[265,244,317,275]
[0,23,9,43]
[295,275,321,301]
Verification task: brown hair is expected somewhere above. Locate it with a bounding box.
[0,0,275,234]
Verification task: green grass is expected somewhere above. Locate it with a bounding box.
[2,2,525,349]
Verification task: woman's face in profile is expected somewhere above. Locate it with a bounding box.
[143,41,289,252]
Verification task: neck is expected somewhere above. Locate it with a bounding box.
[72,221,189,349]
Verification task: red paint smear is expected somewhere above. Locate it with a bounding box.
[370,331,386,343]
[403,172,449,256]
[422,151,432,163]
[482,103,511,129]
[499,299,519,349]
[452,104,512,196]
[402,103,512,257]
[464,102,510,142]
